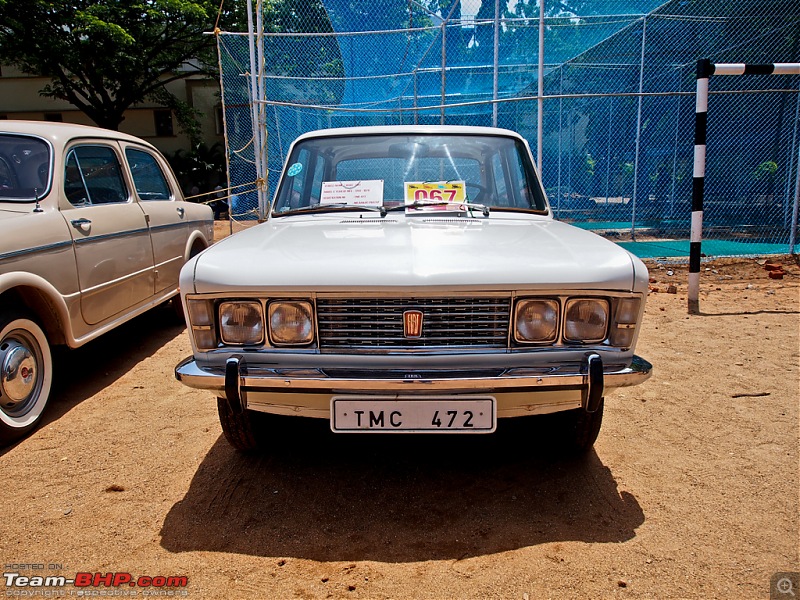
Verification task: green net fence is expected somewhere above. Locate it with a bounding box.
[216,0,800,258]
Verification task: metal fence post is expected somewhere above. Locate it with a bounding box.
[245,0,267,222]
[669,65,683,220]
[631,16,647,242]
[556,65,563,216]
[492,0,499,127]
[790,140,800,253]
[537,0,545,172]
[440,22,446,125]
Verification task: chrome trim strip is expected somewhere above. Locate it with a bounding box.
[73,227,151,244]
[175,354,652,393]
[148,219,210,232]
[148,222,185,233]
[0,240,73,262]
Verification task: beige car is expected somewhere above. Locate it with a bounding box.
[0,120,213,443]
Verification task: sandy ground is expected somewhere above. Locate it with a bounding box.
[0,224,797,599]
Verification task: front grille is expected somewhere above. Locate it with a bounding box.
[316,297,511,350]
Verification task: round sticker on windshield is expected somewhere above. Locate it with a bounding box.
[287,162,303,177]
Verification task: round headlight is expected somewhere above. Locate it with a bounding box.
[219,301,264,345]
[515,299,559,343]
[564,298,609,343]
[268,301,314,346]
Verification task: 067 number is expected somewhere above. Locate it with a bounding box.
[414,188,457,202]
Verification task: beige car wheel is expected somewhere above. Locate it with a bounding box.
[0,314,53,444]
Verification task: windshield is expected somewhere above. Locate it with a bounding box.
[272,133,548,215]
[0,134,51,202]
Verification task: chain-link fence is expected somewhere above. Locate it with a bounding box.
[216,0,800,258]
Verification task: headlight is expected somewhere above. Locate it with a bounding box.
[609,297,641,348]
[268,301,314,346]
[219,301,264,345]
[564,298,609,343]
[187,299,213,326]
[514,299,559,343]
[187,299,217,350]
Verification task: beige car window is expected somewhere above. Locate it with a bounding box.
[125,148,171,201]
[64,145,129,207]
[0,134,50,201]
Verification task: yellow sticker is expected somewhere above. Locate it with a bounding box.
[404,181,466,206]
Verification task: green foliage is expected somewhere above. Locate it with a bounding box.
[165,141,226,194]
[584,152,597,176]
[752,160,779,180]
[0,0,243,130]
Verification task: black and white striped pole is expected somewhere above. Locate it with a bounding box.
[689,60,800,314]
[689,59,711,314]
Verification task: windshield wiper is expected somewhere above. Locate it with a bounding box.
[274,202,387,217]
[387,200,490,217]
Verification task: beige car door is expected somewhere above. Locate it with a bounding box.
[60,143,154,326]
[123,145,188,295]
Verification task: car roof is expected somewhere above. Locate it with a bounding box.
[0,119,158,149]
[293,124,528,143]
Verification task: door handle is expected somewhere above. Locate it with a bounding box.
[176,207,185,217]
[70,218,92,228]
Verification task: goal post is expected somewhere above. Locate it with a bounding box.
[689,59,800,314]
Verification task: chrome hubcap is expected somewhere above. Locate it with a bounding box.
[1,338,39,415]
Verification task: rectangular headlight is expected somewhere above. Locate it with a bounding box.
[564,298,609,343]
[614,297,640,324]
[219,301,264,345]
[268,301,314,346]
[187,299,214,327]
[514,299,559,343]
[609,297,641,348]
[187,299,217,350]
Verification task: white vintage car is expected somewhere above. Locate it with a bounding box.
[0,121,213,443]
[176,125,651,453]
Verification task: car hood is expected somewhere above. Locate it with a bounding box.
[191,214,647,293]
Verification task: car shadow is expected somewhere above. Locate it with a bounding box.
[160,415,644,562]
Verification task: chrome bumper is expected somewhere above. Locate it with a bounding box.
[175,353,652,414]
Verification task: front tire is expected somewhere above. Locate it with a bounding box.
[557,399,604,454]
[216,397,270,452]
[0,313,53,444]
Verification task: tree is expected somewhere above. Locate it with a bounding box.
[0,0,244,134]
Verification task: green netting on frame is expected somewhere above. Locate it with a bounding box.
[216,0,800,258]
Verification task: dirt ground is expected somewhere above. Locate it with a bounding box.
[1,222,798,599]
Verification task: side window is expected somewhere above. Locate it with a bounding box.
[125,148,171,201]
[64,145,128,206]
[0,156,16,190]
[507,145,537,209]
[291,148,310,199]
[275,149,326,211]
[0,134,50,200]
[491,153,509,206]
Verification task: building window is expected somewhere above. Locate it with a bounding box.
[44,113,63,122]
[154,109,174,137]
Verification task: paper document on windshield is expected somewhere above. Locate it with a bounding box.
[404,181,466,212]
[320,180,384,206]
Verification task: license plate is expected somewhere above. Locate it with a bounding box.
[331,396,496,433]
